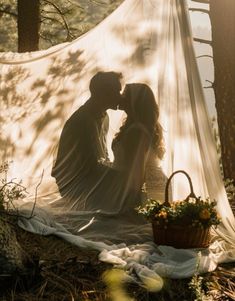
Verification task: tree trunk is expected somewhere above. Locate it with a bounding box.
[17,0,40,52]
[210,0,235,182]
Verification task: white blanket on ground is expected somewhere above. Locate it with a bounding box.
[17,207,235,292]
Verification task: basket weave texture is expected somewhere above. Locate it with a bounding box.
[152,170,211,248]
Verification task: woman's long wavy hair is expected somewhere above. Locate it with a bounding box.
[114,83,165,159]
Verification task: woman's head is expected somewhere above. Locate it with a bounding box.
[120,83,159,127]
[119,83,165,158]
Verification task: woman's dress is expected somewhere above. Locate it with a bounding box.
[145,152,168,201]
[112,123,168,203]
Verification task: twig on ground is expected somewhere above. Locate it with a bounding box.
[27,169,44,219]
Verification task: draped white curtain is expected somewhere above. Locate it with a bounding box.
[0,0,234,254]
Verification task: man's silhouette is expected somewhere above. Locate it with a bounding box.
[52,71,123,202]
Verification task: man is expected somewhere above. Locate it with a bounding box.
[51,71,123,203]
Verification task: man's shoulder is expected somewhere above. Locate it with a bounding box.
[66,104,92,125]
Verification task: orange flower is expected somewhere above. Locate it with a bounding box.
[199,209,211,220]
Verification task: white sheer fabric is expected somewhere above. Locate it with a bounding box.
[0,0,234,283]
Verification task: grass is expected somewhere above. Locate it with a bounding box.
[0,219,235,301]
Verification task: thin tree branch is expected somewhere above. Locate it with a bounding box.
[39,33,54,44]
[0,180,26,193]
[0,9,17,18]
[194,37,212,45]
[90,0,108,6]
[205,79,213,86]
[197,55,213,59]
[28,169,44,219]
[41,0,73,39]
[40,16,65,26]
[65,0,84,10]
[203,79,214,89]
[189,8,209,14]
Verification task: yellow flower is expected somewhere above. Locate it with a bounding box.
[158,211,168,219]
[199,209,211,220]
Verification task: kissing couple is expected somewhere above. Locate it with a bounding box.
[52,71,166,217]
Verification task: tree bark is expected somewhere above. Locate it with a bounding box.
[210,0,235,182]
[17,0,40,52]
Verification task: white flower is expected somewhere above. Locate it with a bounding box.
[188,197,196,204]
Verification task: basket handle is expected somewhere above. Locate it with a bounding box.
[164,170,197,207]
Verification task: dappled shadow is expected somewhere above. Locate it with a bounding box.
[26,50,87,158]
[0,48,99,188]
[0,66,31,158]
[110,24,159,69]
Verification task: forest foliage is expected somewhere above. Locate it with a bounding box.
[0,0,123,52]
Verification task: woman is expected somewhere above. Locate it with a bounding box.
[112,83,166,202]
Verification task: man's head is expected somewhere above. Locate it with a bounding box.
[89,71,123,110]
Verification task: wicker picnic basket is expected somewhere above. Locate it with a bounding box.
[152,170,211,248]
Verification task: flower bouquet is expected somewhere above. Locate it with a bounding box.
[137,170,220,248]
